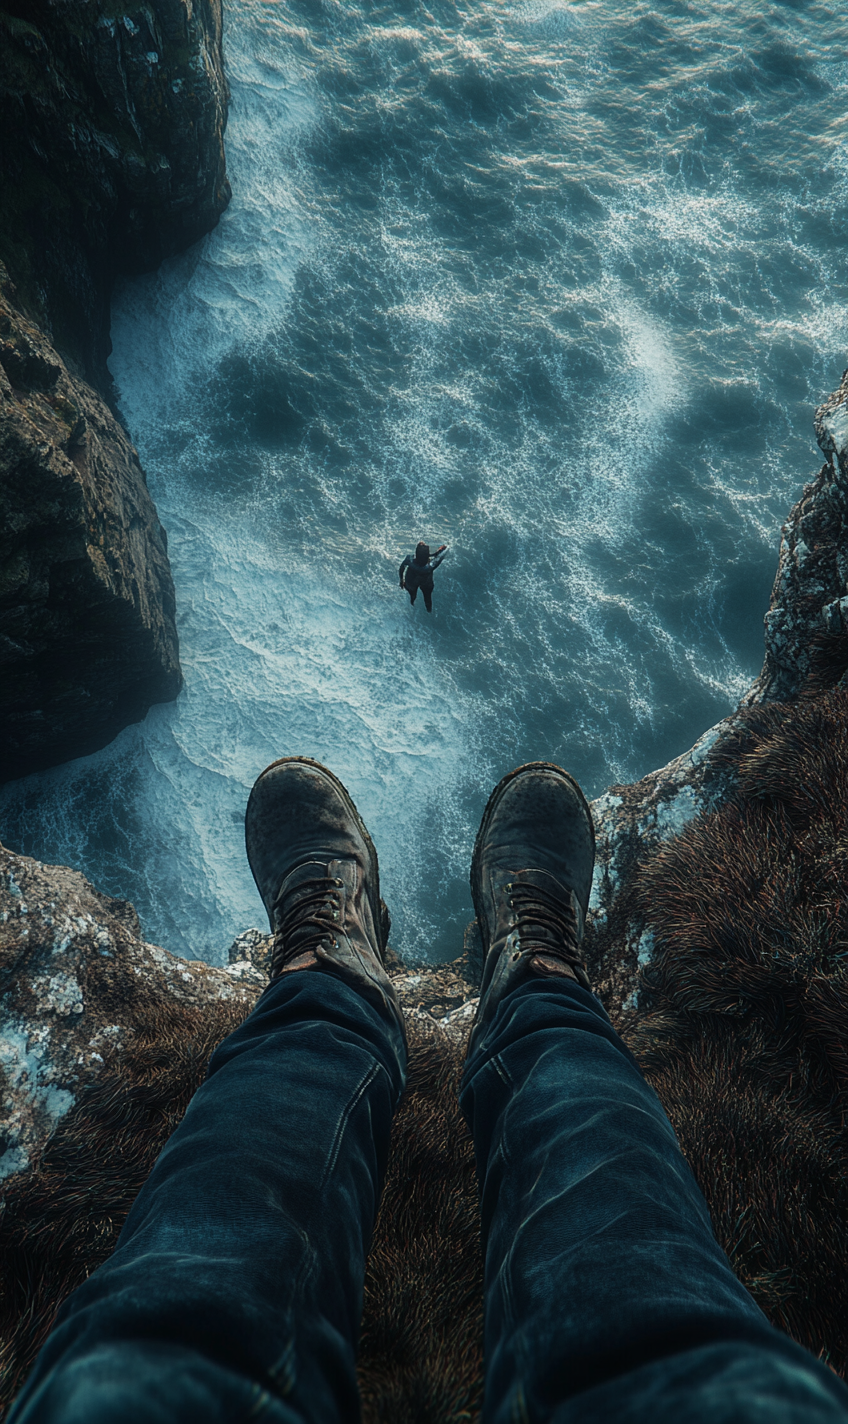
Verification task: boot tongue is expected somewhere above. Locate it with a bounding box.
[275,860,336,906]
[269,861,343,973]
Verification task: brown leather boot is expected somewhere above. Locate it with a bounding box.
[467,761,595,1058]
[245,757,404,1036]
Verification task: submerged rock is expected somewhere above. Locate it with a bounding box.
[0,269,181,781]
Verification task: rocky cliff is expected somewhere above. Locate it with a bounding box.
[0,0,231,781]
[0,267,182,780]
[585,368,848,1014]
[0,0,229,387]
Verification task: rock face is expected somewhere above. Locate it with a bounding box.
[0,0,232,779]
[0,841,261,1189]
[0,268,181,781]
[743,368,848,705]
[0,0,230,386]
[586,371,848,1013]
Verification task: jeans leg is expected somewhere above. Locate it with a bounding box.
[460,978,848,1424]
[10,972,407,1424]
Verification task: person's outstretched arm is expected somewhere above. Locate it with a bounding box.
[398,555,411,586]
[430,546,448,570]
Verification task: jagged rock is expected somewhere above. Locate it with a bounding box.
[0,0,230,386]
[584,370,848,1013]
[0,268,181,781]
[743,367,848,706]
[0,841,259,1189]
[226,926,480,1046]
[0,0,232,776]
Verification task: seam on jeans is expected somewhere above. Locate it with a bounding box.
[492,1052,512,1091]
[510,1382,530,1424]
[237,1384,274,1422]
[267,1331,299,1396]
[492,1054,513,1173]
[499,1236,518,1334]
[264,1235,320,1401]
[321,1060,381,1189]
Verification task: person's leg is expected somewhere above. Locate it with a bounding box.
[461,763,848,1424]
[409,585,418,604]
[10,760,407,1424]
[423,589,433,612]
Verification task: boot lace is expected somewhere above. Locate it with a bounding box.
[507,877,583,971]
[270,875,343,977]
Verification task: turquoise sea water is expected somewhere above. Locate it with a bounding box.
[2,0,847,962]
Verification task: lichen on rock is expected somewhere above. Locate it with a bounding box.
[0,843,258,1193]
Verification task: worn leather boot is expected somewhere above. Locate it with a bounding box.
[467,761,595,1058]
[245,757,405,1037]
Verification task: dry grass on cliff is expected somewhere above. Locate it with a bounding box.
[0,995,249,1411]
[358,1023,483,1424]
[631,689,848,1373]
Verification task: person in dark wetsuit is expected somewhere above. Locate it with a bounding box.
[398,541,448,612]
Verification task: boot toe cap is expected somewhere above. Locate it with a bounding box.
[245,759,376,920]
[472,762,595,921]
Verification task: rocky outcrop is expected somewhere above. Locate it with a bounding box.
[0,268,181,781]
[0,842,260,1189]
[0,0,232,779]
[743,368,848,705]
[585,372,848,1014]
[0,0,229,386]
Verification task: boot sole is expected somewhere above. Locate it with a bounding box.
[246,756,387,956]
[470,760,596,940]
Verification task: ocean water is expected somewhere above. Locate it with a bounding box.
[2,0,847,964]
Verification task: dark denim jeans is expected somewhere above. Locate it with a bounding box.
[9,973,848,1424]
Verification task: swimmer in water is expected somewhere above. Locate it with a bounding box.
[398,541,448,613]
